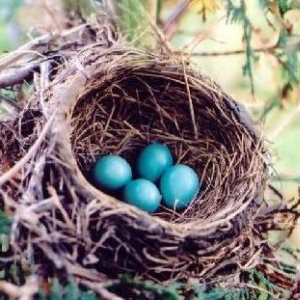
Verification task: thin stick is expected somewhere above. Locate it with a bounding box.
[269,103,300,140]
[48,186,76,230]
[137,0,173,53]
[81,280,125,300]
[0,276,39,300]
[181,55,198,139]
[0,61,39,88]
[0,35,53,71]
[163,0,193,40]
[175,43,278,57]
[0,24,87,71]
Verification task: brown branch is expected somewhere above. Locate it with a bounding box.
[0,62,39,89]
[0,24,87,71]
[0,276,39,300]
[162,0,193,40]
[174,43,278,57]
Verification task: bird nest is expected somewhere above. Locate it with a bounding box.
[1,21,298,297]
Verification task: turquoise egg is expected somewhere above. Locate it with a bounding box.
[92,155,132,190]
[160,165,200,210]
[123,179,161,213]
[137,143,173,182]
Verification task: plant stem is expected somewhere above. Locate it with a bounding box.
[175,43,278,56]
[163,0,193,40]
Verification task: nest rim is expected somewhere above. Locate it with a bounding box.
[46,46,267,235]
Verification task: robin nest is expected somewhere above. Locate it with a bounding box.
[0,21,278,290]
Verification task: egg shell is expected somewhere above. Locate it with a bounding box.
[160,164,200,210]
[92,155,132,190]
[123,179,161,213]
[137,143,173,182]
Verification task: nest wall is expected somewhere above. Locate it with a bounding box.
[0,44,268,284]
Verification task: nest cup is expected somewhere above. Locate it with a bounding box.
[33,46,267,281]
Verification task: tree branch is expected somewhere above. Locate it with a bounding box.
[162,0,193,40]
[174,43,278,57]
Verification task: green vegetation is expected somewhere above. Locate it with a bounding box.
[0,211,11,235]
[24,271,282,299]
[225,0,256,93]
[36,279,97,300]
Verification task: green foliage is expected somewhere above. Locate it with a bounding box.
[191,268,287,300]
[36,278,97,300]
[50,278,64,300]
[193,285,252,300]
[0,211,26,286]
[278,0,293,17]
[279,261,298,276]
[225,0,255,93]
[157,0,163,24]
[105,270,280,300]
[278,29,300,83]
[224,0,300,93]
[107,274,184,299]
[248,269,275,299]
[115,0,142,35]
[276,0,299,80]
[0,211,11,235]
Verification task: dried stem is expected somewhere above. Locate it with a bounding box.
[175,42,278,57]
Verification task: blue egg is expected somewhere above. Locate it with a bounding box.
[123,179,161,213]
[92,155,132,190]
[137,143,173,182]
[160,165,200,210]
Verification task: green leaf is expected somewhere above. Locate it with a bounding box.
[0,211,12,235]
[278,30,300,83]
[108,275,183,300]
[65,279,80,300]
[278,0,292,17]
[36,290,48,300]
[192,285,253,300]
[50,278,63,300]
[225,0,255,93]
[225,0,244,23]
[79,291,98,300]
